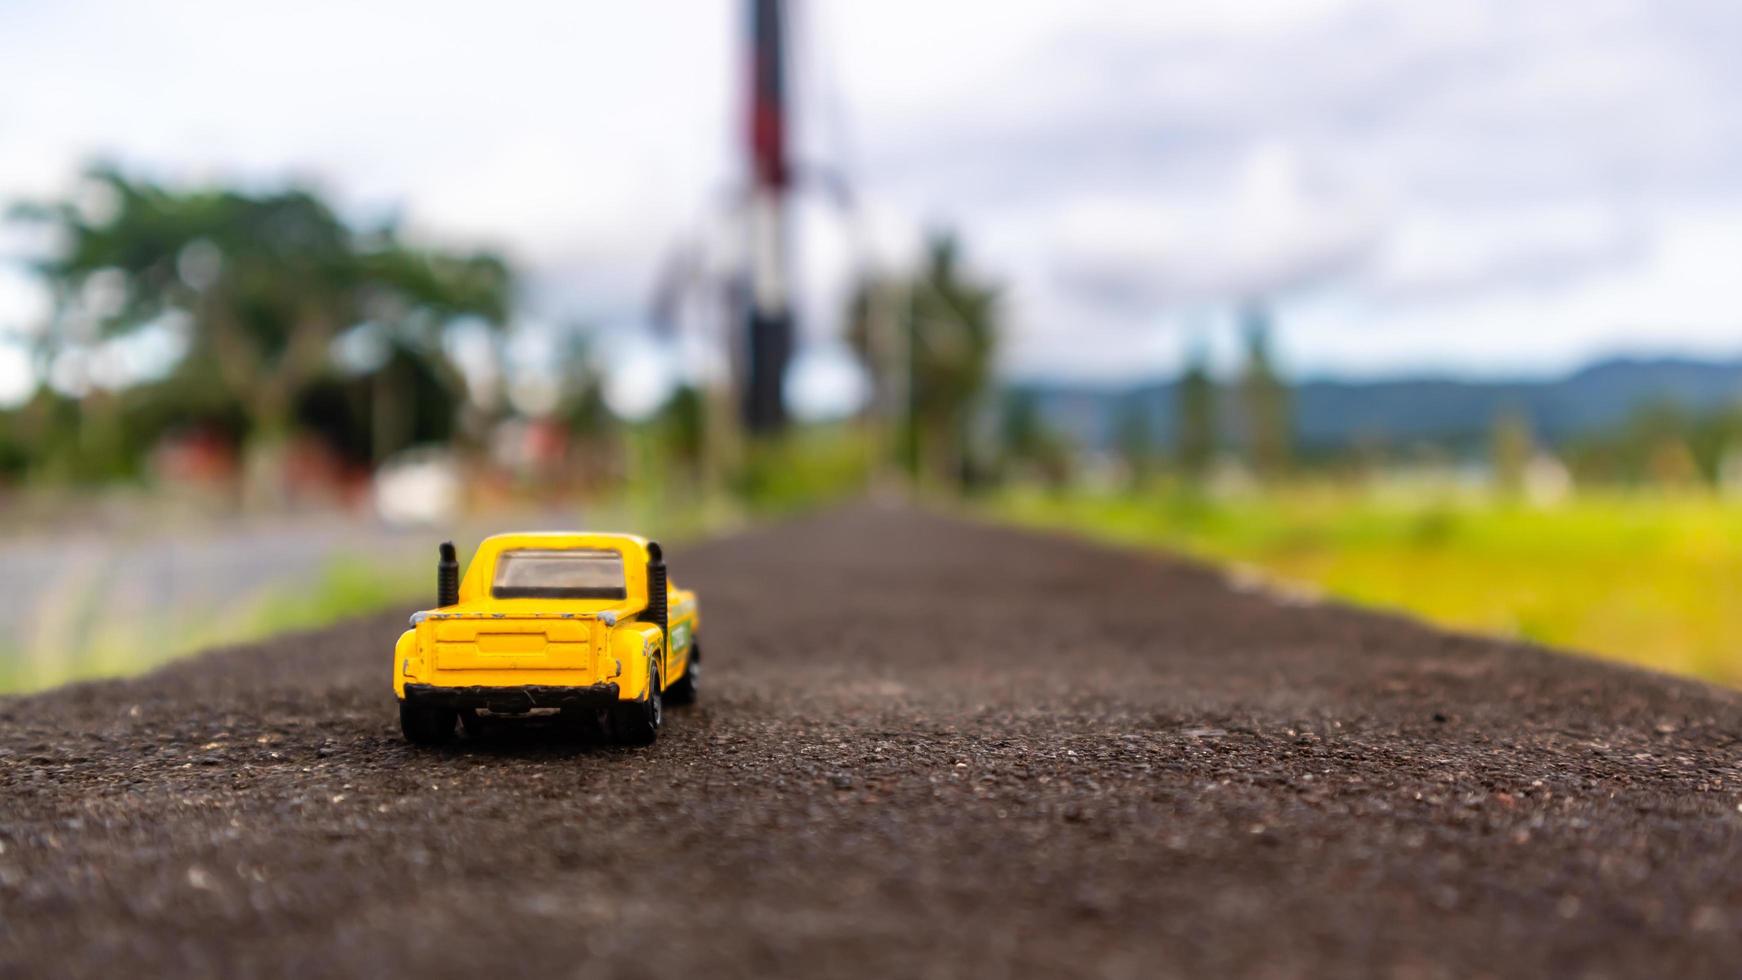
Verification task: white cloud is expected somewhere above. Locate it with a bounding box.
[1051,143,1381,309]
[599,331,678,422]
[1281,205,1742,378]
[0,264,52,339]
[4,0,1742,388]
[0,342,32,407]
[1364,204,1645,302]
[786,341,869,421]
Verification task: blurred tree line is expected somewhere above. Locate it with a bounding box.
[1562,401,1742,489]
[3,168,511,499]
[0,171,1015,513]
[5,168,1739,512]
[988,302,1742,497]
[847,233,1001,491]
[998,305,1296,493]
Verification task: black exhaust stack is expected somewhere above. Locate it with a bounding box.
[646,541,668,639]
[437,541,459,608]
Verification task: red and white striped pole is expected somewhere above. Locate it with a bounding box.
[744,0,793,434]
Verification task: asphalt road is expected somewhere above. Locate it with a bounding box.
[4,506,1742,979]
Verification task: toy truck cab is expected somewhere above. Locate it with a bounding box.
[393,532,700,746]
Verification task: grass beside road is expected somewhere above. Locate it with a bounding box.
[3,555,427,695]
[991,485,1742,686]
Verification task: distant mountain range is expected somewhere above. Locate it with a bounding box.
[1015,356,1742,453]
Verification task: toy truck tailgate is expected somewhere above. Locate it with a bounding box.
[423,616,602,671]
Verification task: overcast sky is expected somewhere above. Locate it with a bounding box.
[3,0,1742,410]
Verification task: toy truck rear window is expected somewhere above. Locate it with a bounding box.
[491,548,628,600]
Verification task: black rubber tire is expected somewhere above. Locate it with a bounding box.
[665,642,700,706]
[610,673,662,746]
[400,701,458,746]
[557,707,607,742]
[458,708,487,739]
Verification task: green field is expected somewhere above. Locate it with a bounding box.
[991,486,1742,686]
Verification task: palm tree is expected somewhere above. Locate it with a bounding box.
[1175,342,1217,484]
[1239,305,1292,481]
[848,233,1000,488]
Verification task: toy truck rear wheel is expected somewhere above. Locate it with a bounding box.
[458,708,487,739]
[610,672,662,746]
[400,701,458,746]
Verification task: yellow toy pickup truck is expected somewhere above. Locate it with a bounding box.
[393,533,699,746]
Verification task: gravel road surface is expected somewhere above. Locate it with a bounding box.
[4,506,1742,978]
